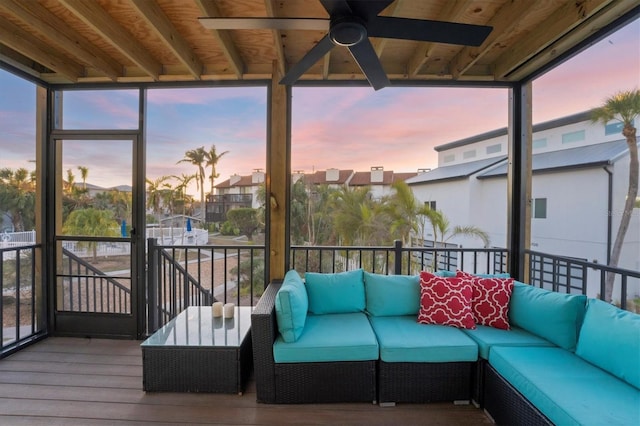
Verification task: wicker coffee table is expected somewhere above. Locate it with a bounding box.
[141,305,253,394]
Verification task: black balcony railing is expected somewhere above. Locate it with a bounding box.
[526,249,640,310]
[58,248,131,314]
[146,238,266,332]
[290,241,508,276]
[1,243,46,356]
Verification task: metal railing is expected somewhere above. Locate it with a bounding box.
[526,250,640,311]
[146,238,266,332]
[290,240,508,276]
[58,248,131,314]
[1,243,46,356]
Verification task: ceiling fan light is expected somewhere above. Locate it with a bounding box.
[330,18,366,47]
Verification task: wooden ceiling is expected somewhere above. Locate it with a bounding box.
[0,0,637,87]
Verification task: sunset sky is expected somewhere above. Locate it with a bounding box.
[0,18,638,196]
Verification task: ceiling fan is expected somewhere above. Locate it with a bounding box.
[199,0,493,90]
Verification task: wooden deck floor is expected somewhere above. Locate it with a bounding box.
[0,337,492,425]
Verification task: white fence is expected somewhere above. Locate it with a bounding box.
[1,227,209,252]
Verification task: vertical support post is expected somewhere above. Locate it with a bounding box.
[507,82,532,281]
[266,61,291,283]
[35,86,47,333]
[136,88,147,339]
[393,240,403,275]
[147,238,158,334]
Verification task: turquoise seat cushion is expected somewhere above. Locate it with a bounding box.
[462,325,554,359]
[576,298,640,389]
[275,270,308,343]
[273,312,379,363]
[489,346,640,426]
[369,315,478,363]
[305,269,365,314]
[364,272,420,316]
[509,282,587,351]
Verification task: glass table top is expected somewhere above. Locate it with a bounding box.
[141,306,253,348]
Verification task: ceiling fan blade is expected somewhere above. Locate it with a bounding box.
[346,0,394,18]
[319,0,353,16]
[368,17,492,47]
[199,17,328,31]
[280,35,335,86]
[348,39,390,91]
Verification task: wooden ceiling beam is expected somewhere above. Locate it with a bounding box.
[59,0,162,80]
[407,0,474,77]
[194,0,245,79]
[0,15,82,82]
[264,0,285,77]
[450,0,537,79]
[0,0,121,81]
[129,0,203,80]
[504,0,638,80]
[493,0,615,79]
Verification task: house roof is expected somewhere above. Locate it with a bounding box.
[216,175,254,188]
[434,111,593,152]
[349,170,418,186]
[0,1,636,87]
[305,169,354,185]
[477,139,636,179]
[406,156,506,185]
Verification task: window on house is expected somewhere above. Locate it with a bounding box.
[561,130,585,144]
[463,150,476,159]
[486,144,501,154]
[532,198,547,219]
[425,201,437,211]
[532,138,547,149]
[605,120,632,136]
[443,154,455,163]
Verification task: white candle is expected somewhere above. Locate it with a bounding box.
[223,302,235,318]
[212,301,223,317]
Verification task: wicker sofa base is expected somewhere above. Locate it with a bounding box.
[273,360,377,404]
[484,363,552,426]
[378,361,473,404]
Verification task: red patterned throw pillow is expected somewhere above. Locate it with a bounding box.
[418,271,475,329]
[456,271,514,330]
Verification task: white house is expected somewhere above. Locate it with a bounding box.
[406,111,639,297]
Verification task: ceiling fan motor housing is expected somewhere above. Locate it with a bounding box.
[329,16,367,46]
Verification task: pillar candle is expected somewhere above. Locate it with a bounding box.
[223,302,235,318]
[212,301,223,317]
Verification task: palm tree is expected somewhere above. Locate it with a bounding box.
[385,181,421,246]
[177,147,207,221]
[77,166,89,190]
[423,208,490,247]
[204,145,229,196]
[591,89,640,302]
[0,167,36,232]
[62,208,119,261]
[146,176,170,217]
[65,168,76,195]
[421,207,490,271]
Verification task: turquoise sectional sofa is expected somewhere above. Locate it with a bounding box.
[251,268,640,426]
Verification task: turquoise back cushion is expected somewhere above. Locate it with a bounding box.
[576,298,640,389]
[509,282,587,351]
[305,269,365,314]
[364,272,420,316]
[275,270,308,342]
